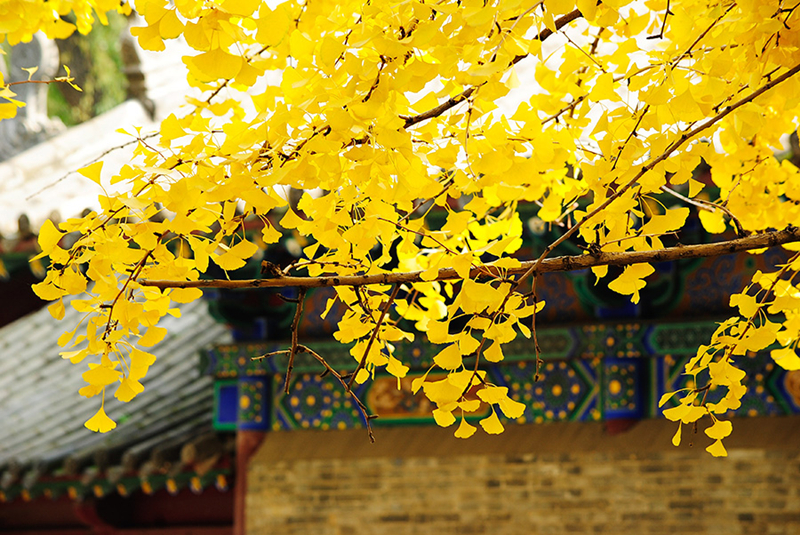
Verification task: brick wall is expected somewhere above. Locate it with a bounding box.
[246,416,800,535]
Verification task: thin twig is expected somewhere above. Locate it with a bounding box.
[515,62,800,290]
[251,349,290,361]
[347,284,401,389]
[531,275,542,381]
[25,132,159,200]
[298,345,377,442]
[284,288,307,394]
[660,185,745,236]
[379,217,460,255]
[401,8,584,129]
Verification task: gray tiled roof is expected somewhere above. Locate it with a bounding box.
[0,295,230,469]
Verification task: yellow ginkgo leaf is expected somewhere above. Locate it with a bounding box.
[78,161,103,184]
[477,385,507,404]
[139,326,167,347]
[79,385,103,398]
[355,368,370,384]
[672,424,682,446]
[433,344,462,370]
[454,418,477,439]
[60,349,88,364]
[82,364,121,387]
[608,263,655,304]
[185,48,244,82]
[771,347,800,370]
[48,298,65,320]
[85,405,117,433]
[115,377,145,402]
[640,207,689,236]
[37,219,64,255]
[705,439,728,457]
[130,22,166,51]
[699,210,726,234]
[0,103,18,120]
[705,419,733,440]
[483,341,504,362]
[386,356,409,379]
[498,396,526,419]
[170,287,203,303]
[432,407,456,427]
[32,280,65,301]
[130,348,156,368]
[458,399,481,412]
[479,410,504,435]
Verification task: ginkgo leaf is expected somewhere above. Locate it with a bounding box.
[37,219,64,255]
[79,385,103,398]
[60,349,88,364]
[185,48,244,82]
[454,418,477,439]
[498,396,526,419]
[432,407,456,427]
[459,399,481,413]
[130,348,156,368]
[771,347,800,370]
[705,419,733,440]
[640,207,689,236]
[48,298,65,320]
[705,439,728,457]
[483,341,504,362]
[261,224,282,244]
[170,288,203,303]
[479,411,504,435]
[78,161,103,184]
[672,424,682,446]
[355,368,370,384]
[433,343,462,370]
[85,405,117,433]
[477,386,507,404]
[730,293,759,318]
[699,210,726,234]
[130,22,166,51]
[608,263,655,304]
[82,364,121,387]
[139,326,167,347]
[115,377,145,402]
[386,356,409,378]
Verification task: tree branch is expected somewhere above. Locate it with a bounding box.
[139,226,800,290]
[401,8,584,129]
[347,284,401,390]
[297,344,377,442]
[513,61,800,290]
[283,288,307,394]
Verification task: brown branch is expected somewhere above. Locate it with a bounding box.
[401,8,584,129]
[515,61,800,289]
[660,185,745,237]
[347,284,401,390]
[251,349,290,361]
[140,226,800,289]
[284,288,307,394]
[531,275,543,381]
[298,344,376,442]
[380,217,459,255]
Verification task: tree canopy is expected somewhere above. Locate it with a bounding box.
[4,0,800,456]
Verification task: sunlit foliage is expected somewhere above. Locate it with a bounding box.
[5,0,800,454]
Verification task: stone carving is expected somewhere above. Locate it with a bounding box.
[0,33,65,160]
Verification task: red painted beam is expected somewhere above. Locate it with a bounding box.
[234,431,265,535]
